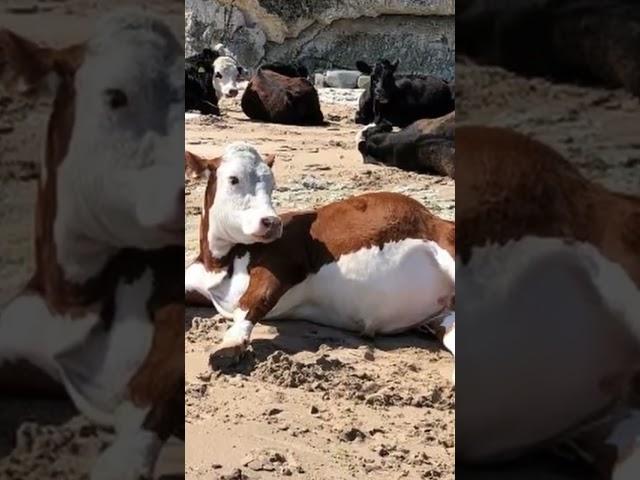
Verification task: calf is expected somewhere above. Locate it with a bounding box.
[185,59,220,115]
[213,55,244,99]
[457,0,640,96]
[241,68,324,125]
[356,112,455,177]
[355,59,454,127]
[455,126,640,479]
[184,143,455,374]
[0,10,183,480]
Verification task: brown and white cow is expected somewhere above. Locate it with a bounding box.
[184,142,455,373]
[455,126,640,479]
[0,10,183,480]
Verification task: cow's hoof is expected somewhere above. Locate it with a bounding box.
[208,340,247,370]
[90,441,154,480]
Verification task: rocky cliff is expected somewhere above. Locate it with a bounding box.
[185,0,455,79]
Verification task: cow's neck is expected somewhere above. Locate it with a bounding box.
[29,74,111,313]
[198,172,238,274]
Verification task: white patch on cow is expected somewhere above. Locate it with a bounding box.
[0,294,98,378]
[463,237,639,342]
[53,10,183,283]
[208,254,251,318]
[90,401,161,480]
[456,236,639,462]
[213,56,241,98]
[264,239,455,335]
[207,143,279,258]
[439,311,455,355]
[58,269,155,425]
[185,261,228,305]
[354,123,377,147]
[222,310,253,346]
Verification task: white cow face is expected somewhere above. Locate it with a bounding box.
[54,10,185,281]
[213,56,243,98]
[208,143,281,256]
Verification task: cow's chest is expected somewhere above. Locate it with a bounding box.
[0,269,156,424]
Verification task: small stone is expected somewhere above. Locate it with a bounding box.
[340,427,366,442]
[310,405,319,414]
[267,407,283,416]
[247,459,263,471]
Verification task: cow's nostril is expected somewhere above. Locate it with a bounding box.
[261,216,280,229]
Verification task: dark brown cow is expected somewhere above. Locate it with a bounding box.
[241,68,324,125]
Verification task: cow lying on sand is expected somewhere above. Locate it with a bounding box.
[0,10,183,480]
[456,126,640,479]
[355,59,454,127]
[184,143,455,375]
[186,48,220,115]
[185,45,244,115]
[241,67,324,125]
[356,112,455,177]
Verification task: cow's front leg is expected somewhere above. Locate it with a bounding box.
[90,402,161,480]
[209,270,287,366]
[610,411,640,480]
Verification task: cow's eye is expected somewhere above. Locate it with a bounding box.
[215,72,222,79]
[104,89,128,109]
[229,176,239,185]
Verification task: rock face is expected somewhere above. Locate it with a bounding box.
[185,0,455,79]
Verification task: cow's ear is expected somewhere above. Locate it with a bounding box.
[390,59,399,72]
[263,153,276,169]
[0,29,83,95]
[185,151,221,179]
[355,60,372,75]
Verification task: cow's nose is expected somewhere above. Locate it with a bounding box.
[261,216,281,229]
[227,89,238,98]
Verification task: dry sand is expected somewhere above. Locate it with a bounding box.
[184,93,455,480]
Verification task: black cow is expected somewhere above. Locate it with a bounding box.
[185,48,220,115]
[259,62,309,79]
[355,60,454,127]
[356,112,455,177]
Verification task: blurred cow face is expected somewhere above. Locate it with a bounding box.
[1,10,185,282]
[213,56,243,98]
